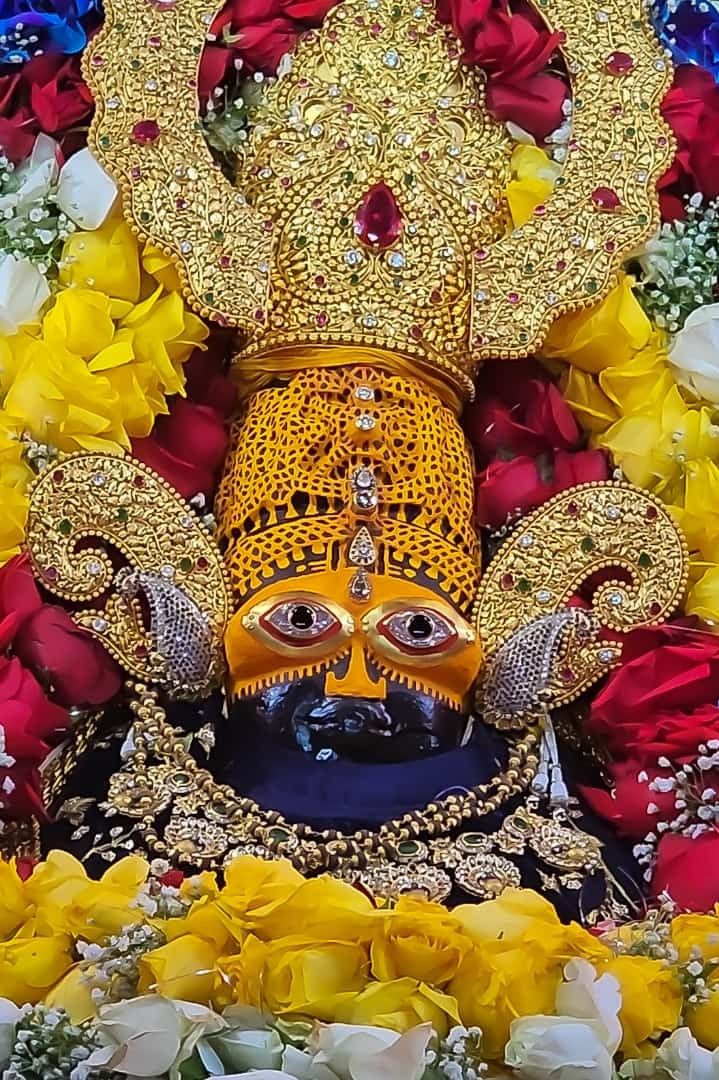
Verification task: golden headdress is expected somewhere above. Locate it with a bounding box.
[84,0,672,404]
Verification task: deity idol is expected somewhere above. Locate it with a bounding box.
[21,0,688,921]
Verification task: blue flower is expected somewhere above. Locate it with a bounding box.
[0,0,100,65]
[652,0,719,80]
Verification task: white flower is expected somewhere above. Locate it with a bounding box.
[505,1016,615,1079]
[307,1021,433,1080]
[670,303,719,403]
[0,998,21,1069]
[555,959,622,1055]
[57,147,117,229]
[505,961,622,1080]
[203,1024,284,1074]
[0,252,50,334]
[656,1027,719,1080]
[84,994,226,1080]
[0,133,58,222]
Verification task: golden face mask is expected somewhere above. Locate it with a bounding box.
[225,569,482,708]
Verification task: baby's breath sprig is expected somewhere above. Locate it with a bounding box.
[635,194,719,335]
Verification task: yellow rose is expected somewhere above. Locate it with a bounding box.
[370,896,471,985]
[60,218,142,302]
[42,289,116,358]
[138,933,220,1003]
[560,367,618,436]
[505,146,561,227]
[217,856,304,937]
[253,875,379,944]
[142,244,183,292]
[671,911,719,962]
[687,565,719,624]
[454,888,565,946]
[336,977,460,1038]
[0,924,73,1004]
[541,275,651,374]
[219,932,369,1019]
[604,955,682,1057]
[46,964,97,1024]
[0,860,30,938]
[27,852,149,942]
[161,895,232,951]
[686,987,719,1050]
[598,337,673,417]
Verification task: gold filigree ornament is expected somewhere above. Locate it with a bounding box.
[474,482,689,728]
[84,0,672,392]
[25,453,233,696]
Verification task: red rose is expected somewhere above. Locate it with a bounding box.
[26,55,94,136]
[440,0,568,140]
[659,65,719,220]
[588,625,719,764]
[159,868,185,888]
[579,761,679,840]
[475,455,554,527]
[0,555,122,709]
[552,448,609,489]
[651,832,719,911]
[467,365,580,465]
[0,656,68,819]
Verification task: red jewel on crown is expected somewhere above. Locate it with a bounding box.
[354,182,403,248]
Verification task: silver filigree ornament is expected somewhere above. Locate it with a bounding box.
[116,569,215,693]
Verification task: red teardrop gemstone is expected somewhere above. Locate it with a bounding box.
[606,50,634,74]
[354,182,403,248]
[591,186,621,211]
[132,119,161,145]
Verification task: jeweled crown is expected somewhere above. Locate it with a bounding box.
[86,0,672,403]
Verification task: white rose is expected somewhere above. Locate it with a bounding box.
[669,303,719,403]
[203,1027,285,1074]
[555,959,622,1055]
[0,998,22,1069]
[307,1021,433,1080]
[57,147,118,229]
[505,1015,615,1079]
[0,253,51,334]
[656,1027,719,1080]
[84,994,225,1080]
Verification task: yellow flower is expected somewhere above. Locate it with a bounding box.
[686,988,719,1050]
[46,964,97,1024]
[449,891,611,1059]
[0,859,30,938]
[370,896,471,986]
[60,218,142,302]
[541,275,651,374]
[598,338,675,418]
[560,366,618,435]
[216,855,304,937]
[26,851,149,942]
[0,923,74,1005]
[138,933,221,1003]
[686,565,719,624]
[0,416,32,565]
[336,977,460,1038]
[252,875,379,944]
[143,243,183,292]
[671,911,719,962]
[603,954,682,1057]
[219,932,369,1019]
[505,146,561,227]
[42,288,116,358]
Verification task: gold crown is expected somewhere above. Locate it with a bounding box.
[215,363,480,613]
[85,0,672,402]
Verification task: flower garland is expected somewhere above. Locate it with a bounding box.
[0,851,713,1079]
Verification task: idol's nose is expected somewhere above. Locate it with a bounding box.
[324,640,387,699]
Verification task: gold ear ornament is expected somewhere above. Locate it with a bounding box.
[25,453,234,697]
[475,481,689,727]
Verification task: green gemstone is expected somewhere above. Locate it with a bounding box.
[463,833,484,847]
[295,236,307,248]
[179,556,192,572]
[99,136,111,148]
[339,216,349,228]
[517,578,531,594]
[586,279,598,294]
[213,228,224,242]
[625,126,636,138]
[392,3,402,15]
[574,98,583,109]
[637,213,648,225]
[343,170,355,183]
[204,291,214,303]
[269,827,291,842]
[581,537,594,553]
[398,840,419,855]
[58,519,72,536]
[638,552,652,569]
[139,210,150,223]
[524,261,535,274]
[519,331,529,343]
[117,507,129,523]
[349,273,359,285]
[114,20,125,30]
[130,58,141,70]
[404,172,416,186]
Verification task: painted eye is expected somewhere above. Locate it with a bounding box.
[376,607,458,655]
[260,600,342,646]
